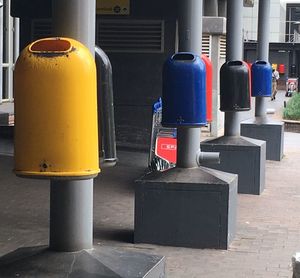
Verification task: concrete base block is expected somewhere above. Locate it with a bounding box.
[0,245,165,278]
[135,167,238,249]
[201,136,266,195]
[241,117,284,161]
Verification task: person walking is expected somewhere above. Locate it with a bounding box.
[271,68,279,100]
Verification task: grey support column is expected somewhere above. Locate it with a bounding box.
[204,0,218,16]
[218,0,227,17]
[178,0,202,54]
[176,128,200,168]
[0,1,3,103]
[49,179,93,251]
[255,0,271,117]
[52,0,96,54]
[51,0,96,251]
[224,0,243,136]
[177,0,203,167]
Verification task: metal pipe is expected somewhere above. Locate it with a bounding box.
[0,1,3,103]
[95,46,117,163]
[178,0,202,54]
[204,0,218,16]
[255,97,267,117]
[52,0,96,54]
[218,0,227,17]
[257,0,270,61]
[49,179,93,252]
[13,18,20,63]
[226,0,243,61]
[224,111,242,136]
[177,0,204,168]
[224,0,243,136]
[255,0,271,117]
[51,0,96,252]
[197,150,220,165]
[177,127,201,168]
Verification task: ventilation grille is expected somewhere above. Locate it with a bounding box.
[220,35,226,59]
[202,34,211,58]
[97,19,164,53]
[31,19,52,41]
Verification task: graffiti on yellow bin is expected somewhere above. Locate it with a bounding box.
[97,0,130,15]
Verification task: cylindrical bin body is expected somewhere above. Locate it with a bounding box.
[201,54,212,122]
[220,60,251,112]
[244,61,252,99]
[14,37,100,179]
[162,52,206,127]
[278,64,285,74]
[251,60,272,97]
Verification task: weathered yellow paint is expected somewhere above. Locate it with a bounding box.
[14,37,100,179]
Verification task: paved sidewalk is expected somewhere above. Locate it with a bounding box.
[1,91,300,277]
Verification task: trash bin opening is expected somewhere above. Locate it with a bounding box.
[256,60,267,65]
[172,53,195,61]
[227,60,243,66]
[29,38,72,54]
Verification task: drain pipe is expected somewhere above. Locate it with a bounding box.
[95,46,117,163]
[177,0,219,168]
[224,0,244,136]
[255,0,270,117]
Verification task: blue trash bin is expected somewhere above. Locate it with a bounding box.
[162,52,206,127]
[251,60,272,97]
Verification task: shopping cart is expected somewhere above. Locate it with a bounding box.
[148,98,177,172]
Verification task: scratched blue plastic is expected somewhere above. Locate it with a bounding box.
[251,60,272,97]
[162,52,206,127]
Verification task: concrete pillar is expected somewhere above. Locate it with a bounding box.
[51,0,96,251]
[224,0,243,136]
[255,0,271,117]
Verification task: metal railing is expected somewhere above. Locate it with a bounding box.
[1,0,19,103]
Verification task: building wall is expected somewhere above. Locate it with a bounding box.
[98,0,177,149]
[243,0,286,43]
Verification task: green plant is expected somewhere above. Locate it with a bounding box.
[283,93,300,120]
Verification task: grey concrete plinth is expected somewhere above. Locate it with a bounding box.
[0,245,165,278]
[241,117,284,161]
[135,167,238,249]
[201,136,266,195]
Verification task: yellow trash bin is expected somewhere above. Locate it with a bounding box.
[14,37,100,179]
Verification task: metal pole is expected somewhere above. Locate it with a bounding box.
[51,0,96,251]
[178,0,202,54]
[177,0,203,167]
[218,0,227,17]
[177,128,200,168]
[226,0,243,61]
[49,180,93,251]
[204,0,218,16]
[224,0,243,136]
[13,18,20,63]
[255,0,271,117]
[52,0,96,55]
[0,1,3,103]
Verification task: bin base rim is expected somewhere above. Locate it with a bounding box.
[14,169,100,180]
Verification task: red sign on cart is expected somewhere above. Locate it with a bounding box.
[155,137,177,164]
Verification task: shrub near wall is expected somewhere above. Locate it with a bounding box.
[283,93,300,120]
